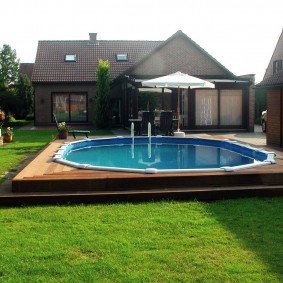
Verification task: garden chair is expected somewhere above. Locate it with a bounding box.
[53,113,90,139]
[140,111,155,135]
[159,111,174,136]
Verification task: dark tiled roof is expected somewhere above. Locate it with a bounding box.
[257,69,283,87]
[32,40,162,83]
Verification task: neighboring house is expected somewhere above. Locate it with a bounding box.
[32,30,255,131]
[257,29,283,147]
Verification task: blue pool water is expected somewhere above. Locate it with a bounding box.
[53,137,275,173]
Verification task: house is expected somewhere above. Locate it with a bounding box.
[32,30,255,131]
[257,29,283,147]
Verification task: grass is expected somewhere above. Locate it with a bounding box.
[0,199,282,282]
[0,125,283,281]
[0,127,112,183]
[0,129,55,183]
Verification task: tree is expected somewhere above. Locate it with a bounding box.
[0,44,19,89]
[138,91,158,111]
[0,44,21,118]
[0,89,23,117]
[94,60,111,128]
[17,73,34,118]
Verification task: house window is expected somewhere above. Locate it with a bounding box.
[65,54,77,62]
[116,54,128,62]
[52,93,87,122]
[273,60,282,74]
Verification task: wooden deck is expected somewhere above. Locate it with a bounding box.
[4,137,283,205]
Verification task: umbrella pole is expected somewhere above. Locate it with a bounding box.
[177,87,180,131]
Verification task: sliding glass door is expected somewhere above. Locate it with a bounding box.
[195,89,218,126]
[195,89,243,128]
[220,90,242,126]
[52,93,87,122]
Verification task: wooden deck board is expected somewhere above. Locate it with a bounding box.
[8,137,283,203]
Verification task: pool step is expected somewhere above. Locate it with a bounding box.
[12,170,283,193]
[3,184,283,206]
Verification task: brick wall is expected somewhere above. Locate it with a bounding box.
[267,88,282,147]
[132,36,229,77]
[34,83,96,126]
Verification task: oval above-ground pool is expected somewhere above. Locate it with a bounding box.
[53,136,276,174]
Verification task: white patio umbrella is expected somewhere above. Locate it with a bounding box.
[142,71,215,131]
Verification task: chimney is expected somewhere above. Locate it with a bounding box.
[89,33,97,43]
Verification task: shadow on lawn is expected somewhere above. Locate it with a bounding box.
[207,197,283,280]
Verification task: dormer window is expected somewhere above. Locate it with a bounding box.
[116,53,128,62]
[65,54,77,62]
[273,60,282,74]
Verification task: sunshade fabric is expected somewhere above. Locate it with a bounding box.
[142,71,215,89]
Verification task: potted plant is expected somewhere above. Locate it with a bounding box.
[58,122,70,139]
[3,127,13,143]
[0,110,4,137]
[0,110,5,121]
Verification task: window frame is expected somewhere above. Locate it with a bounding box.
[64,54,77,62]
[52,92,88,123]
[116,53,128,62]
[273,60,282,74]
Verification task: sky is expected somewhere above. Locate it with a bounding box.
[1,0,282,83]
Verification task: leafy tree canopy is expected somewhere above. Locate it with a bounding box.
[138,91,158,111]
[94,60,111,128]
[17,73,34,117]
[0,44,20,89]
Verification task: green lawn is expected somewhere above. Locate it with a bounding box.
[0,199,282,282]
[0,129,56,183]
[0,127,283,282]
[0,128,112,183]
